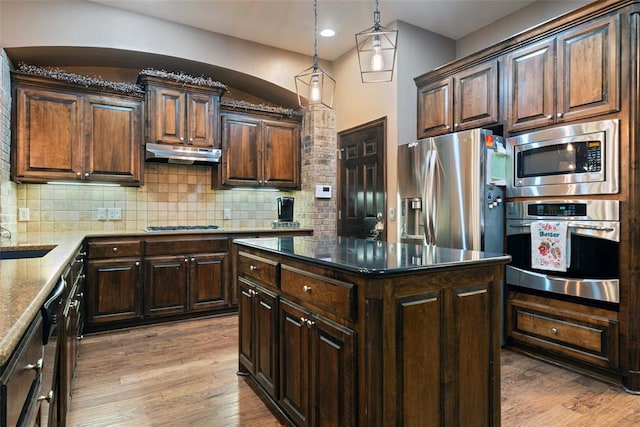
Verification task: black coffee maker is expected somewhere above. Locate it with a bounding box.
[277,197,294,222]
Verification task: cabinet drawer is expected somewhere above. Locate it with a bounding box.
[506,293,618,370]
[145,237,229,256]
[238,251,278,288]
[281,265,355,321]
[88,239,142,259]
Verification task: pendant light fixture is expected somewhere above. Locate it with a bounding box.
[295,0,336,109]
[355,0,398,83]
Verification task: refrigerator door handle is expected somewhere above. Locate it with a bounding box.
[425,148,438,245]
[429,149,439,245]
[421,148,432,245]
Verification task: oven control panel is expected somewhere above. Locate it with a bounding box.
[527,203,587,217]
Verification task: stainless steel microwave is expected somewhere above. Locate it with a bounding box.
[506,119,619,198]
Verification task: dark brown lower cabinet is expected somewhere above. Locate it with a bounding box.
[235,243,504,427]
[238,279,279,399]
[279,299,356,427]
[85,238,143,328]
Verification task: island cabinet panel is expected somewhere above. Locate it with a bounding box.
[505,14,620,132]
[238,278,279,398]
[279,298,356,427]
[378,273,497,427]
[234,240,506,427]
[85,239,143,327]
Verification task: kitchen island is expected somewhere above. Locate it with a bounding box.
[234,236,511,426]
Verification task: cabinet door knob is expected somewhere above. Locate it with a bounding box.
[84,172,90,178]
[551,327,558,335]
[184,258,189,263]
[250,265,258,271]
[24,358,43,373]
[180,136,184,141]
[37,390,54,403]
[135,261,140,266]
[557,112,563,118]
[306,319,315,328]
[76,172,82,177]
[190,257,195,262]
[303,285,312,293]
[112,247,118,253]
[546,115,553,119]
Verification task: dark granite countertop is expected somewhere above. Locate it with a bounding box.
[234,236,511,276]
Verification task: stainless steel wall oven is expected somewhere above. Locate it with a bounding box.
[506,199,619,304]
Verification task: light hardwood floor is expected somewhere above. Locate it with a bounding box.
[67,315,640,427]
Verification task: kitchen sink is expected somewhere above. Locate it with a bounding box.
[0,245,56,260]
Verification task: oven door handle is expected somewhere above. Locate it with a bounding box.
[509,222,615,232]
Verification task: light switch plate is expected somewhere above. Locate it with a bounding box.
[97,208,107,220]
[107,207,122,220]
[223,208,232,219]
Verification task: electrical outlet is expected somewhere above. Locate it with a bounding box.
[97,208,107,220]
[107,207,122,220]
[18,208,30,221]
[223,208,232,219]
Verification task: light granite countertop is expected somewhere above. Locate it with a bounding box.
[0,228,312,366]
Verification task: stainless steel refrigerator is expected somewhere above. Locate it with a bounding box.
[398,128,505,253]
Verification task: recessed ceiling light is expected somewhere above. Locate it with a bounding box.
[320,28,335,37]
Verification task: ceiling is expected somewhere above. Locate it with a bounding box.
[86,0,536,61]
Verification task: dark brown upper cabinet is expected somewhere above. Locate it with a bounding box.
[505,14,619,133]
[417,60,499,138]
[139,75,225,148]
[11,74,144,186]
[214,111,301,189]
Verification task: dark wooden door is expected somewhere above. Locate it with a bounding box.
[263,119,300,188]
[13,86,83,181]
[309,315,356,427]
[254,286,279,399]
[85,258,142,325]
[417,78,453,138]
[151,86,186,145]
[186,92,215,147]
[338,118,386,240]
[279,299,310,426]
[188,253,228,311]
[221,113,261,186]
[238,279,257,374]
[85,95,142,184]
[505,38,556,132]
[144,255,189,317]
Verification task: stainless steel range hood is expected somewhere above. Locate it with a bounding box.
[145,142,221,165]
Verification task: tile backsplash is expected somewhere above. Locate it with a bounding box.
[16,163,310,233]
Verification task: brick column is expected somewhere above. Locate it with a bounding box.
[300,106,337,237]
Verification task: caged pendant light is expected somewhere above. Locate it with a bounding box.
[355,0,398,83]
[295,0,336,109]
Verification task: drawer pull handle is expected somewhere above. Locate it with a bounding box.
[551,327,558,335]
[24,358,43,373]
[37,390,54,403]
[112,247,118,252]
[250,265,258,271]
[303,285,312,293]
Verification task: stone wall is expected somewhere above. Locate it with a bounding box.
[301,107,337,237]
